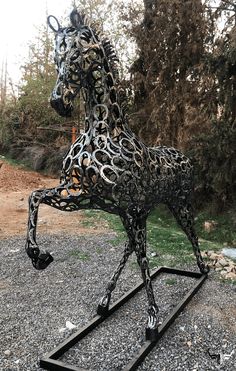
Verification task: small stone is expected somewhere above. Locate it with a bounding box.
[208,252,221,260]
[66,320,77,330]
[207,250,214,255]
[220,270,227,277]
[4,350,11,357]
[218,258,229,267]
[204,221,218,232]
[229,261,236,270]
[225,272,236,280]
[59,327,66,333]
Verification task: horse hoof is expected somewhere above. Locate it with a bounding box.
[200,263,210,274]
[146,327,159,342]
[97,304,109,317]
[33,251,54,270]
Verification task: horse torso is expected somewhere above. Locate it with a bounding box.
[60,128,193,212]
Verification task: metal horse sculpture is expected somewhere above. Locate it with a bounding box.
[25,9,209,341]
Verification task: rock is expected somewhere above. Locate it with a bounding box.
[59,327,66,333]
[208,252,221,260]
[66,320,77,330]
[222,247,236,260]
[204,221,218,233]
[4,350,11,357]
[220,270,227,277]
[225,272,236,280]
[218,258,229,267]
[207,250,215,256]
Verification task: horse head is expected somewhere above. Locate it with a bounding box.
[48,9,102,117]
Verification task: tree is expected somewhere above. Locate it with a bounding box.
[130,0,214,148]
[192,1,236,209]
[15,21,70,148]
[70,0,138,78]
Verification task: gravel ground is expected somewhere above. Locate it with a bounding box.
[0,233,235,371]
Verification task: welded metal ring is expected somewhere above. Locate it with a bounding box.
[100,165,118,185]
[47,15,61,33]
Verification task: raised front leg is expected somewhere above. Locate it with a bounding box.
[26,185,91,270]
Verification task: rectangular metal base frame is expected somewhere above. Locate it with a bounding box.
[40,267,207,371]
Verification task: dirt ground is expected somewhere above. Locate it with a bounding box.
[0,159,106,239]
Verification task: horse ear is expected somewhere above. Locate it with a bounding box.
[70,9,85,28]
[47,15,61,33]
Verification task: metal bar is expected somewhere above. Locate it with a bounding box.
[160,266,202,278]
[159,273,207,336]
[45,267,162,360]
[123,273,207,371]
[40,267,207,371]
[123,341,155,371]
[40,358,87,371]
[45,316,105,360]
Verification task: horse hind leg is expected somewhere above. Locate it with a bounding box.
[168,201,209,274]
[98,211,159,340]
[133,220,159,341]
[26,185,87,270]
[124,212,159,340]
[97,241,133,316]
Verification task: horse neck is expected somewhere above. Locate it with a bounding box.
[82,52,128,139]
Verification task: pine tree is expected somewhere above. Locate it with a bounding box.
[130,0,213,148]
